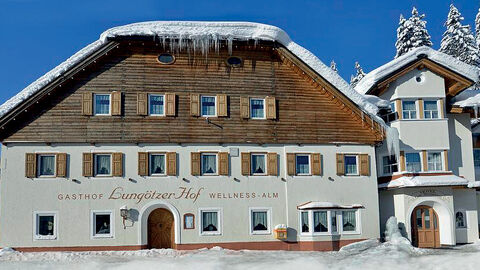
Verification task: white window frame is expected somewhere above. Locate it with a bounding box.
[37,154,56,177]
[201,153,218,176]
[93,93,112,116]
[405,152,422,173]
[250,98,266,119]
[94,154,112,177]
[299,210,311,235]
[148,94,166,116]
[200,95,217,117]
[427,151,443,172]
[199,208,222,236]
[33,211,58,240]
[149,153,167,176]
[91,210,114,238]
[423,100,439,119]
[402,100,417,120]
[340,209,361,235]
[295,154,311,176]
[251,153,267,176]
[344,155,359,176]
[249,207,272,235]
[298,209,361,236]
[455,210,467,229]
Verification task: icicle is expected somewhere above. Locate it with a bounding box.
[162,36,166,49]
[386,126,400,161]
[227,36,233,55]
[214,34,219,54]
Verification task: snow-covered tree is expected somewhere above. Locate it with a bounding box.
[350,62,366,88]
[395,7,432,58]
[476,8,480,47]
[440,4,480,67]
[330,60,338,73]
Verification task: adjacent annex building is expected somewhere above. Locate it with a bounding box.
[0,22,386,251]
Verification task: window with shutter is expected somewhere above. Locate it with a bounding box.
[25,153,37,178]
[190,94,200,116]
[111,91,122,116]
[286,153,295,176]
[82,92,93,116]
[240,97,250,119]
[265,96,276,120]
[241,152,251,175]
[165,93,176,116]
[267,153,278,176]
[112,153,123,177]
[218,152,229,175]
[336,154,345,176]
[191,152,201,176]
[217,94,228,117]
[138,152,148,176]
[167,152,177,176]
[83,153,93,177]
[137,93,148,116]
[56,153,67,177]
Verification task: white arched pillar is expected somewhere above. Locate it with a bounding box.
[406,197,455,246]
[138,200,181,246]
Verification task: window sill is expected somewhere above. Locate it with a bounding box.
[92,235,114,239]
[250,231,272,235]
[396,118,446,122]
[200,232,222,236]
[34,236,57,240]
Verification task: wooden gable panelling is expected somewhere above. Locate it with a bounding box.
[1,42,382,144]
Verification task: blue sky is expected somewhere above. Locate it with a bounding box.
[0,0,478,104]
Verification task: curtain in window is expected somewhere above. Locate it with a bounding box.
[313,211,328,232]
[251,155,266,174]
[150,155,165,174]
[38,215,54,236]
[95,95,110,114]
[344,156,358,175]
[149,95,164,115]
[202,155,216,174]
[424,101,438,118]
[427,152,442,171]
[402,101,416,119]
[96,155,111,175]
[201,97,216,116]
[301,212,309,233]
[251,99,264,118]
[406,153,421,172]
[202,211,218,232]
[252,211,268,231]
[95,214,111,234]
[296,155,310,174]
[342,211,356,232]
[39,156,55,176]
[456,212,465,228]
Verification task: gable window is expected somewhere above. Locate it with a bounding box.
[383,155,398,174]
[38,155,56,177]
[296,154,310,175]
[250,208,271,234]
[342,210,357,232]
[200,209,221,235]
[405,153,421,172]
[251,154,266,175]
[313,211,328,233]
[402,101,416,119]
[250,99,265,119]
[34,212,57,240]
[474,149,480,168]
[455,211,466,228]
[149,94,165,116]
[424,101,438,119]
[344,155,358,175]
[94,94,111,115]
[158,53,175,65]
[427,152,443,171]
[201,96,216,117]
[149,154,166,175]
[92,211,113,238]
[95,154,112,176]
[201,153,217,175]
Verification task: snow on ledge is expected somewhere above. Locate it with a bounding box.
[378,174,470,189]
[0,21,380,120]
[355,46,479,95]
[451,88,480,108]
[297,201,364,210]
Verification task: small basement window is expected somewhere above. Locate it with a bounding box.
[158,53,175,65]
[226,56,242,67]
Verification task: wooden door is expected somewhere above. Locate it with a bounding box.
[148,208,175,249]
[411,205,440,248]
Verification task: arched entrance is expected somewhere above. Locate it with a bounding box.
[411,205,440,248]
[147,208,175,249]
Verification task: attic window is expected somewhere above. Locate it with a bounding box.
[226,56,242,67]
[415,74,425,84]
[158,53,175,65]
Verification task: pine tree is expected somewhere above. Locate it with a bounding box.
[395,7,432,58]
[350,62,366,88]
[330,60,338,73]
[440,4,480,67]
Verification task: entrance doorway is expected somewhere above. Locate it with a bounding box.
[147,208,175,249]
[411,205,440,248]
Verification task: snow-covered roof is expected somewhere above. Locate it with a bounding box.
[297,201,364,210]
[451,87,480,108]
[0,21,380,120]
[355,46,479,95]
[363,94,390,109]
[378,174,470,189]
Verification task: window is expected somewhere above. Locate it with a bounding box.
[250,208,271,234]
[296,154,310,175]
[201,153,217,175]
[149,154,166,175]
[149,94,165,116]
[200,209,221,235]
[331,211,338,233]
[390,102,395,112]
[94,94,111,115]
[95,154,112,176]
[251,154,266,175]
[344,155,358,175]
[313,211,328,233]
[402,101,416,119]
[424,101,438,119]
[301,211,309,233]
[455,211,466,228]
[37,155,56,177]
[299,209,359,235]
[383,155,398,174]
[92,211,113,238]
[474,149,480,168]
[405,153,421,172]
[342,210,357,232]
[427,152,443,171]
[184,214,195,229]
[34,212,57,240]
[226,56,242,67]
[250,99,265,119]
[158,53,175,65]
[201,96,216,117]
